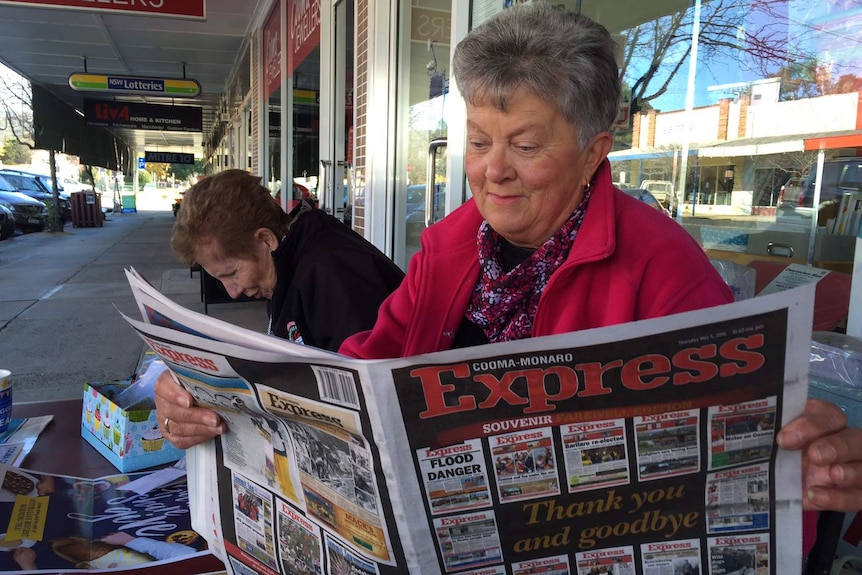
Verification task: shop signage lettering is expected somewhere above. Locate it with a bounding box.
[0,0,205,19]
[144,151,196,165]
[84,99,203,132]
[263,1,281,97]
[410,7,450,44]
[69,73,201,97]
[289,0,319,73]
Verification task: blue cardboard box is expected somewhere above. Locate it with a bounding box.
[81,380,184,472]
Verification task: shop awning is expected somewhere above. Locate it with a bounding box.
[698,130,862,158]
[698,134,807,158]
[607,147,696,162]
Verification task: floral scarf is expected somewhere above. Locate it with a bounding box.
[465,188,592,343]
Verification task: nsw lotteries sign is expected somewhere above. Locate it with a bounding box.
[84,99,202,132]
[0,0,205,19]
[70,74,201,98]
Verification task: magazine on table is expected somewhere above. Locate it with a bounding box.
[122,266,814,575]
[0,464,222,574]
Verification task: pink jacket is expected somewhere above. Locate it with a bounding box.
[340,161,733,360]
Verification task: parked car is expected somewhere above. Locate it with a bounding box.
[61,178,93,193]
[0,187,48,232]
[31,174,65,194]
[405,184,445,245]
[405,184,426,215]
[639,180,675,208]
[39,174,114,213]
[621,187,671,215]
[777,158,862,222]
[405,183,445,216]
[0,203,15,240]
[0,169,72,223]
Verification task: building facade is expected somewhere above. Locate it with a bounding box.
[207,0,862,318]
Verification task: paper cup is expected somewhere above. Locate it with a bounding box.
[0,370,11,435]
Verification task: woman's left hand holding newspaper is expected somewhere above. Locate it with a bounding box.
[778,398,862,511]
[155,371,226,449]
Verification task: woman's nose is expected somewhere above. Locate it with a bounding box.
[222,281,244,299]
[484,145,513,183]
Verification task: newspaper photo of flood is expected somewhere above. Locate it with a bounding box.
[563,418,630,493]
[574,546,636,575]
[634,409,701,481]
[418,439,493,515]
[707,533,769,575]
[707,398,777,471]
[639,539,701,575]
[490,427,560,503]
[706,462,770,534]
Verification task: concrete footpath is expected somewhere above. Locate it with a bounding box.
[0,207,267,403]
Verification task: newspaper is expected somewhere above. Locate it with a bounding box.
[122,267,814,575]
[0,464,224,574]
[0,416,53,467]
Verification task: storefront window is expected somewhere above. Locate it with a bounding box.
[395,0,453,266]
[598,0,861,273]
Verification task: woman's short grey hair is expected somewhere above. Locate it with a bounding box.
[452,3,621,150]
[172,169,291,264]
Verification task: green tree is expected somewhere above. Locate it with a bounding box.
[0,137,30,164]
[169,159,204,186]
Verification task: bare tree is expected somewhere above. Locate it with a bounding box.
[619,0,819,112]
[0,69,35,148]
[0,67,64,231]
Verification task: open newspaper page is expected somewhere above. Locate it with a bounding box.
[124,267,337,359]
[124,271,813,575]
[0,464,221,574]
[120,318,407,574]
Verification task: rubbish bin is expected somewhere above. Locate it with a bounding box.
[70,191,103,227]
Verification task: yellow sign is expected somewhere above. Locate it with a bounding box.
[68,73,201,97]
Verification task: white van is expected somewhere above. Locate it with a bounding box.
[639,180,674,207]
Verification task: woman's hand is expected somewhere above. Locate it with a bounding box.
[778,398,862,511]
[154,370,225,449]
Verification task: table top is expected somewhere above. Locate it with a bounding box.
[12,398,120,478]
[9,398,226,574]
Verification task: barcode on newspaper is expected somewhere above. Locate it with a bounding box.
[311,366,359,409]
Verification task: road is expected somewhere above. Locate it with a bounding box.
[0,204,266,403]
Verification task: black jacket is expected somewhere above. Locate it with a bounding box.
[267,204,404,352]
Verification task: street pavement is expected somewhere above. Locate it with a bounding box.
[0,200,267,404]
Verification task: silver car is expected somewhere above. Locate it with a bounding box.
[0,184,48,232]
